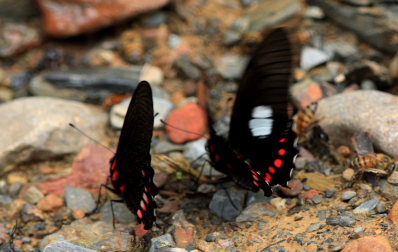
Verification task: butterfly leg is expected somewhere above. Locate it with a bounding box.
[94,181,117,213]
[110,199,124,229]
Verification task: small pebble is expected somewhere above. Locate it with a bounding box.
[337,145,351,157]
[324,190,336,198]
[64,187,96,212]
[342,168,355,181]
[354,227,365,233]
[341,191,357,201]
[353,198,379,214]
[311,194,324,204]
[307,223,325,232]
[22,186,44,204]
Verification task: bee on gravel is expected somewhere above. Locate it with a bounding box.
[293,102,320,144]
[350,153,396,175]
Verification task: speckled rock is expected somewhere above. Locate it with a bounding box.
[0,97,107,173]
[317,91,398,158]
[64,187,96,213]
[43,241,97,252]
[209,188,246,221]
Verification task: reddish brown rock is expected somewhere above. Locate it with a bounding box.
[388,201,398,224]
[134,224,149,240]
[171,211,195,248]
[337,145,351,157]
[37,0,170,37]
[72,209,86,219]
[342,236,393,252]
[166,103,207,143]
[37,194,63,211]
[38,144,112,195]
[279,179,304,197]
[304,189,319,199]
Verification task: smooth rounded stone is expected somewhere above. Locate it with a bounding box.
[317,91,398,158]
[215,53,248,80]
[326,215,356,227]
[341,191,357,201]
[168,34,183,48]
[223,30,242,46]
[149,233,175,252]
[21,185,44,204]
[0,97,107,173]
[43,241,97,252]
[311,194,324,204]
[100,201,135,225]
[325,190,336,198]
[0,195,13,205]
[300,47,331,71]
[342,168,355,181]
[236,202,276,222]
[40,219,130,251]
[354,226,365,233]
[353,198,379,214]
[64,187,96,212]
[140,11,166,27]
[209,188,246,221]
[341,235,393,252]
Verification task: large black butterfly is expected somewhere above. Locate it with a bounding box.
[108,81,158,230]
[207,28,298,196]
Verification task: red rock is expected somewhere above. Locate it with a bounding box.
[388,201,398,224]
[342,236,393,252]
[37,0,170,37]
[172,211,195,248]
[38,144,112,195]
[279,179,303,197]
[37,194,63,211]
[166,103,207,143]
[304,189,319,199]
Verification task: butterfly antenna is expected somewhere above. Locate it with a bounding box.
[160,119,208,138]
[69,123,115,154]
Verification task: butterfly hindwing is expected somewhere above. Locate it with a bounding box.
[110,81,158,230]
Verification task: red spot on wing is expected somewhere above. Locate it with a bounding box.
[119,184,126,193]
[210,144,215,152]
[141,200,147,211]
[215,154,221,162]
[112,170,119,181]
[252,174,259,181]
[111,160,117,171]
[269,167,276,174]
[279,138,286,143]
[237,153,244,159]
[278,149,286,156]
[265,173,272,183]
[274,159,283,168]
[253,180,259,187]
[137,209,143,219]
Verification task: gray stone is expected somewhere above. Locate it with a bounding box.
[149,233,175,252]
[341,191,357,201]
[306,222,325,232]
[8,182,23,197]
[100,200,135,225]
[175,55,201,81]
[311,194,324,204]
[65,187,96,212]
[0,195,13,205]
[209,188,246,221]
[324,190,336,198]
[215,53,248,80]
[326,215,356,227]
[0,97,107,173]
[168,34,183,48]
[22,186,44,204]
[324,40,359,61]
[223,30,242,46]
[141,11,167,27]
[300,47,331,71]
[43,241,97,252]
[317,91,398,159]
[353,198,379,214]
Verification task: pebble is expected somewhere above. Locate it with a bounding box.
[8,182,23,197]
[215,53,248,80]
[64,187,96,212]
[270,197,287,211]
[341,191,357,201]
[166,103,207,143]
[324,190,336,198]
[337,145,351,157]
[37,194,63,211]
[149,233,175,252]
[21,203,44,222]
[209,188,246,221]
[341,235,393,252]
[279,179,303,197]
[175,55,201,81]
[43,241,97,252]
[354,227,364,233]
[300,47,331,71]
[326,215,356,227]
[353,198,379,214]
[311,194,324,204]
[168,34,183,48]
[170,210,195,248]
[0,195,13,206]
[100,201,135,225]
[21,186,44,204]
[306,222,325,232]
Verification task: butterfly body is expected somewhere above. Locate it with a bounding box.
[207,28,298,196]
[109,81,158,230]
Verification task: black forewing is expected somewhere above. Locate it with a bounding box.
[228,28,297,187]
[111,81,158,229]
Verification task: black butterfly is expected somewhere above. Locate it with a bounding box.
[108,80,158,230]
[207,28,298,196]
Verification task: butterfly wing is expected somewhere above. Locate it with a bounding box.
[228,28,297,192]
[110,81,158,229]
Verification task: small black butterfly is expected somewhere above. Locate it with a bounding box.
[108,81,158,229]
[207,28,298,196]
